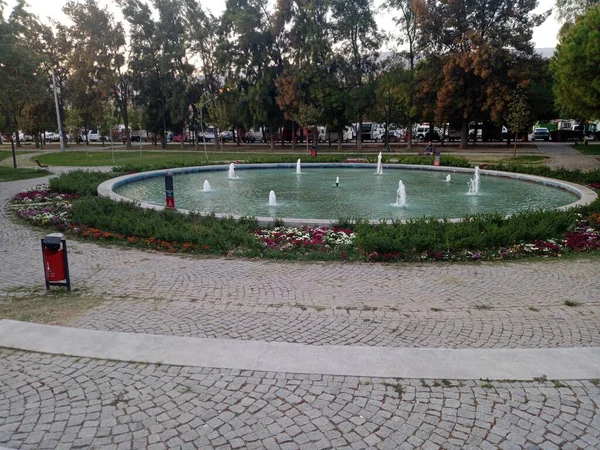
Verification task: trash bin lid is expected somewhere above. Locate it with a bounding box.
[43,233,64,245]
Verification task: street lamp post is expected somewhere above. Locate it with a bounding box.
[51,68,65,152]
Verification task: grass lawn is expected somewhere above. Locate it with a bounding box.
[35,148,542,168]
[35,150,360,167]
[573,144,600,155]
[0,167,51,182]
[469,155,548,165]
[0,150,14,161]
[0,286,103,325]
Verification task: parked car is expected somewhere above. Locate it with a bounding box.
[244,128,264,143]
[413,124,441,141]
[220,130,233,141]
[131,130,148,142]
[87,129,103,142]
[202,127,216,142]
[531,127,550,141]
[172,133,188,142]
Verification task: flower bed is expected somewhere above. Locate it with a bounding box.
[255,226,355,252]
[12,185,80,204]
[10,181,600,263]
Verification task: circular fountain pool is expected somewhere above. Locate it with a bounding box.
[99,164,596,225]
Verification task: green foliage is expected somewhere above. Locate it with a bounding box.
[573,144,600,155]
[296,103,322,129]
[70,197,260,253]
[552,6,600,120]
[353,208,581,256]
[555,0,600,23]
[49,170,119,196]
[417,0,549,148]
[0,167,50,182]
[484,164,600,185]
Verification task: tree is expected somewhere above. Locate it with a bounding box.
[506,90,530,157]
[183,0,222,148]
[64,0,131,148]
[0,1,50,150]
[524,57,558,123]
[64,108,83,143]
[119,0,193,149]
[331,0,381,151]
[369,65,413,148]
[219,0,286,150]
[386,0,421,150]
[296,103,321,153]
[416,0,549,149]
[552,6,600,121]
[555,0,600,24]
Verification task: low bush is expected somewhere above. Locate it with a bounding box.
[116,154,471,173]
[484,164,600,185]
[25,163,600,263]
[49,170,121,196]
[70,197,259,253]
[353,207,585,258]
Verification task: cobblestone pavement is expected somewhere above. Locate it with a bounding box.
[70,301,600,349]
[536,143,600,171]
[1,349,600,450]
[2,174,600,349]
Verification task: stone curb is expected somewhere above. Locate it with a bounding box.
[98,163,598,227]
[1,320,600,380]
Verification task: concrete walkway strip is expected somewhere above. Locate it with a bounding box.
[1,320,599,380]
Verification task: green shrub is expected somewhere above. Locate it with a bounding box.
[353,207,581,255]
[485,164,600,185]
[116,154,471,173]
[71,197,260,253]
[49,170,122,197]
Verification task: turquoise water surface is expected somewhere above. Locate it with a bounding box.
[114,167,578,220]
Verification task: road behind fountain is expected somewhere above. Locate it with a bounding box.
[1,168,600,450]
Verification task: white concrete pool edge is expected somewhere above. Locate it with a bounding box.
[97,164,598,227]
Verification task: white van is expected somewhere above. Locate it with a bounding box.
[355,122,384,141]
[327,126,353,143]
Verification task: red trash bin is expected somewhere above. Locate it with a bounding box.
[311,146,317,157]
[43,248,66,281]
[41,233,71,291]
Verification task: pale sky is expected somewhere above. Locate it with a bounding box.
[6,0,560,52]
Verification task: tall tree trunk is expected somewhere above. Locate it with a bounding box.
[513,131,518,157]
[407,120,413,151]
[14,118,21,148]
[459,119,469,149]
[292,123,296,150]
[337,125,342,152]
[357,115,363,151]
[162,106,167,149]
[312,125,317,148]
[59,102,68,148]
[120,81,131,149]
[270,132,275,151]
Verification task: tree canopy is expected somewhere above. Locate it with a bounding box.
[552,6,600,120]
[0,0,558,151]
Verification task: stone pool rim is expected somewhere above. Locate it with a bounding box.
[98,163,598,227]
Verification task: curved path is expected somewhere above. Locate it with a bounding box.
[1,166,600,449]
[537,143,600,171]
